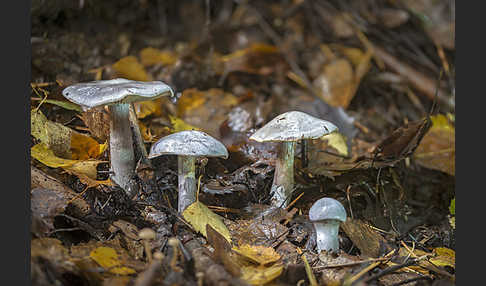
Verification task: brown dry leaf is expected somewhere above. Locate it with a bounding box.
[89,247,136,275]
[112,56,152,81]
[413,114,455,175]
[31,187,69,235]
[341,219,392,258]
[139,47,177,66]
[182,201,232,243]
[79,107,111,142]
[313,45,372,109]
[220,42,285,76]
[177,88,239,137]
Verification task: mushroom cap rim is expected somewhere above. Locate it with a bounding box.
[249,111,338,143]
[148,130,229,159]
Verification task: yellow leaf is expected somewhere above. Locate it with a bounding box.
[414,114,455,175]
[90,247,136,275]
[169,115,201,132]
[31,109,107,161]
[176,89,208,117]
[31,143,102,179]
[133,99,163,119]
[140,47,177,66]
[430,247,455,269]
[220,43,278,62]
[70,132,107,160]
[112,56,151,82]
[232,244,281,266]
[182,201,231,243]
[321,132,348,157]
[240,264,284,285]
[31,109,72,158]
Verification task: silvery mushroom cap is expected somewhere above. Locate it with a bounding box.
[148,130,229,159]
[309,197,347,223]
[249,111,338,142]
[62,78,174,110]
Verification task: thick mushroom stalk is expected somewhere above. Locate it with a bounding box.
[178,156,197,213]
[61,78,174,196]
[313,220,341,252]
[309,197,347,253]
[271,141,295,207]
[109,103,136,193]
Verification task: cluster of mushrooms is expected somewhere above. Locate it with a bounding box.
[62,78,347,252]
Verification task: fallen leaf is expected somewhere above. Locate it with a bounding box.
[31,143,102,179]
[177,88,238,137]
[90,247,136,275]
[70,132,107,160]
[182,201,232,243]
[232,244,281,266]
[139,47,177,66]
[31,109,72,158]
[239,264,283,285]
[32,109,107,160]
[320,132,349,157]
[133,98,165,119]
[169,115,201,132]
[413,114,455,175]
[430,247,455,269]
[112,56,151,82]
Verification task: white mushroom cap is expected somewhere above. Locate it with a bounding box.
[148,130,229,159]
[249,111,338,142]
[62,78,174,110]
[309,197,347,222]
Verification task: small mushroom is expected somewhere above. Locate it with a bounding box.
[309,197,347,252]
[62,78,174,195]
[249,111,338,208]
[138,227,156,262]
[148,130,228,213]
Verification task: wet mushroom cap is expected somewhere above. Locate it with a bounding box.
[309,197,347,222]
[62,78,174,110]
[148,130,229,159]
[249,111,338,142]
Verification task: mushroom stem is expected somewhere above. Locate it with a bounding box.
[313,220,341,252]
[128,104,151,166]
[178,156,196,213]
[271,141,295,207]
[109,103,136,193]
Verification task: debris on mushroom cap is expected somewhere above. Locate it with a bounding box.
[249,111,338,142]
[309,197,347,222]
[148,130,229,159]
[62,78,174,110]
[138,228,156,240]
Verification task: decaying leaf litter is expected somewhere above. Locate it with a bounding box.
[31,0,455,285]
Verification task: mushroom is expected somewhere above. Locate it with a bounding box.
[249,111,338,208]
[148,130,228,213]
[138,227,156,262]
[62,78,174,195]
[308,197,347,252]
